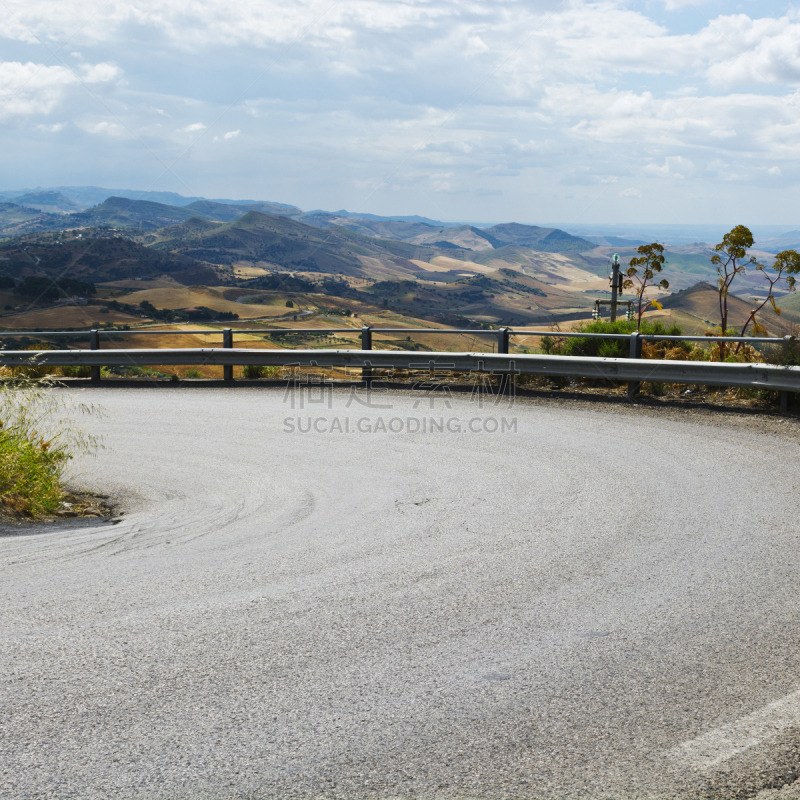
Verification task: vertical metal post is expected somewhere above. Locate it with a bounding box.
[497,327,509,354]
[627,331,642,398]
[223,328,233,382]
[361,325,372,386]
[781,335,793,412]
[90,328,100,382]
[497,327,511,393]
[610,254,620,322]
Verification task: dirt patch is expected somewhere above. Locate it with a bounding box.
[0,489,117,528]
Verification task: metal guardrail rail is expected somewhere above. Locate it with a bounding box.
[0,325,789,344]
[1,326,797,408]
[1,347,799,391]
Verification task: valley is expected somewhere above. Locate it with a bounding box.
[0,188,795,344]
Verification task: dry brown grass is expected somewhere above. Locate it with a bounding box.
[100,278,183,290]
[429,256,496,274]
[0,306,142,329]
[233,264,270,278]
[118,286,289,319]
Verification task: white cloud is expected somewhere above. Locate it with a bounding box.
[0,59,119,120]
[620,188,643,198]
[662,0,711,9]
[2,1,800,221]
[643,156,695,179]
[213,129,241,142]
[34,122,64,132]
[83,120,126,136]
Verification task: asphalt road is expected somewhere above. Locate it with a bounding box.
[2,386,800,800]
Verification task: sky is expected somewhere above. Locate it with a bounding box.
[1,0,800,226]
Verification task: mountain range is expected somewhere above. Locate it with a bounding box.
[0,191,598,258]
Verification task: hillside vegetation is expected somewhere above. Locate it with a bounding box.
[148,211,454,276]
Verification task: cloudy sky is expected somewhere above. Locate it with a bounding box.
[1,0,799,225]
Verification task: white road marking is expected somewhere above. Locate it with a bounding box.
[671,688,800,770]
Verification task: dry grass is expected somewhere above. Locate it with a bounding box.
[428,256,497,274]
[233,264,271,278]
[100,278,183,290]
[0,306,142,329]
[118,286,289,319]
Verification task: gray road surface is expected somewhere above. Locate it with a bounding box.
[2,386,800,800]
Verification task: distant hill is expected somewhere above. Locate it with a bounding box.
[0,186,203,209]
[14,190,83,214]
[150,210,451,276]
[754,230,800,254]
[658,281,783,332]
[776,290,800,324]
[67,197,218,231]
[298,214,445,239]
[582,235,649,248]
[0,229,215,284]
[0,202,62,236]
[0,186,304,212]
[185,200,248,222]
[240,201,303,216]
[304,209,451,226]
[193,199,303,219]
[480,223,593,253]
[297,215,593,254]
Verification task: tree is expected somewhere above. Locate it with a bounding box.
[623,243,669,331]
[734,249,800,353]
[711,225,759,358]
[285,300,294,308]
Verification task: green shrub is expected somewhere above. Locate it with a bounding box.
[764,337,800,367]
[184,368,202,378]
[0,377,101,517]
[60,365,92,378]
[242,364,282,379]
[243,364,265,379]
[550,319,686,359]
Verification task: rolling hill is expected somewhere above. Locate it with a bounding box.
[480,223,594,253]
[149,211,459,277]
[0,229,218,284]
[13,190,83,214]
[185,200,303,221]
[69,197,220,230]
[776,290,800,325]
[657,281,783,333]
[296,214,594,254]
[0,202,62,236]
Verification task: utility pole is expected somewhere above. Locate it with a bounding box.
[610,253,620,322]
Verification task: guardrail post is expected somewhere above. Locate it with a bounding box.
[780,335,793,412]
[361,326,372,386]
[497,327,510,355]
[223,328,233,382]
[497,327,512,393]
[627,331,642,398]
[90,329,100,382]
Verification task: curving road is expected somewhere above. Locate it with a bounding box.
[2,387,800,800]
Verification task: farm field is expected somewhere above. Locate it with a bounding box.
[0,305,143,329]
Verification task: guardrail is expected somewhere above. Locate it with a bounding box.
[1,326,797,410]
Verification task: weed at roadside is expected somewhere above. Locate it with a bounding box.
[0,376,102,518]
